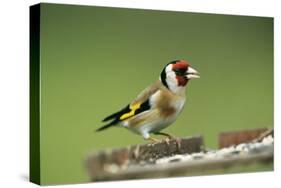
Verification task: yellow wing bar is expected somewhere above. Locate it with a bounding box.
[120,103,141,120]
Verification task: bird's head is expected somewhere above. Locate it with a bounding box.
[160,60,200,92]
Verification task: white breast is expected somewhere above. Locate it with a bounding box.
[172,97,186,114]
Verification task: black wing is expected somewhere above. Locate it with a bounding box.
[96,99,151,132]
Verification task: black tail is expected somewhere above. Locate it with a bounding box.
[96,104,130,132]
[96,119,119,132]
[102,105,130,122]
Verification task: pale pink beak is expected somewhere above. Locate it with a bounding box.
[185,67,200,79]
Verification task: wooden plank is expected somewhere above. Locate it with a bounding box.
[219,128,269,148]
[86,129,273,182]
[91,151,273,181]
[86,136,203,180]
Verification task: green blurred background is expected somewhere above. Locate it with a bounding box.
[39,3,273,185]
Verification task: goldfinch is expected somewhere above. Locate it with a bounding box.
[96,60,200,142]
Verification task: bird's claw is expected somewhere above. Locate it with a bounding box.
[147,136,161,143]
[161,136,181,150]
[147,133,181,150]
[163,137,170,145]
[174,137,182,150]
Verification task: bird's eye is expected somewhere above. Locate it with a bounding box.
[174,68,185,75]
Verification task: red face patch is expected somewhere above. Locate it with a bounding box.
[176,75,188,86]
[173,60,190,87]
[172,60,190,71]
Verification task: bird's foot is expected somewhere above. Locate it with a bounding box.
[146,136,161,143]
[155,132,181,150]
[155,132,174,139]
[163,137,181,150]
[163,137,170,145]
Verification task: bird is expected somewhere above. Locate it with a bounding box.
[96,60,200,142]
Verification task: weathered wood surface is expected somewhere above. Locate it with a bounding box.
[91,151,273,181]
[219,128,269,148]
[86,136,203,180]
[86,128,273,182]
